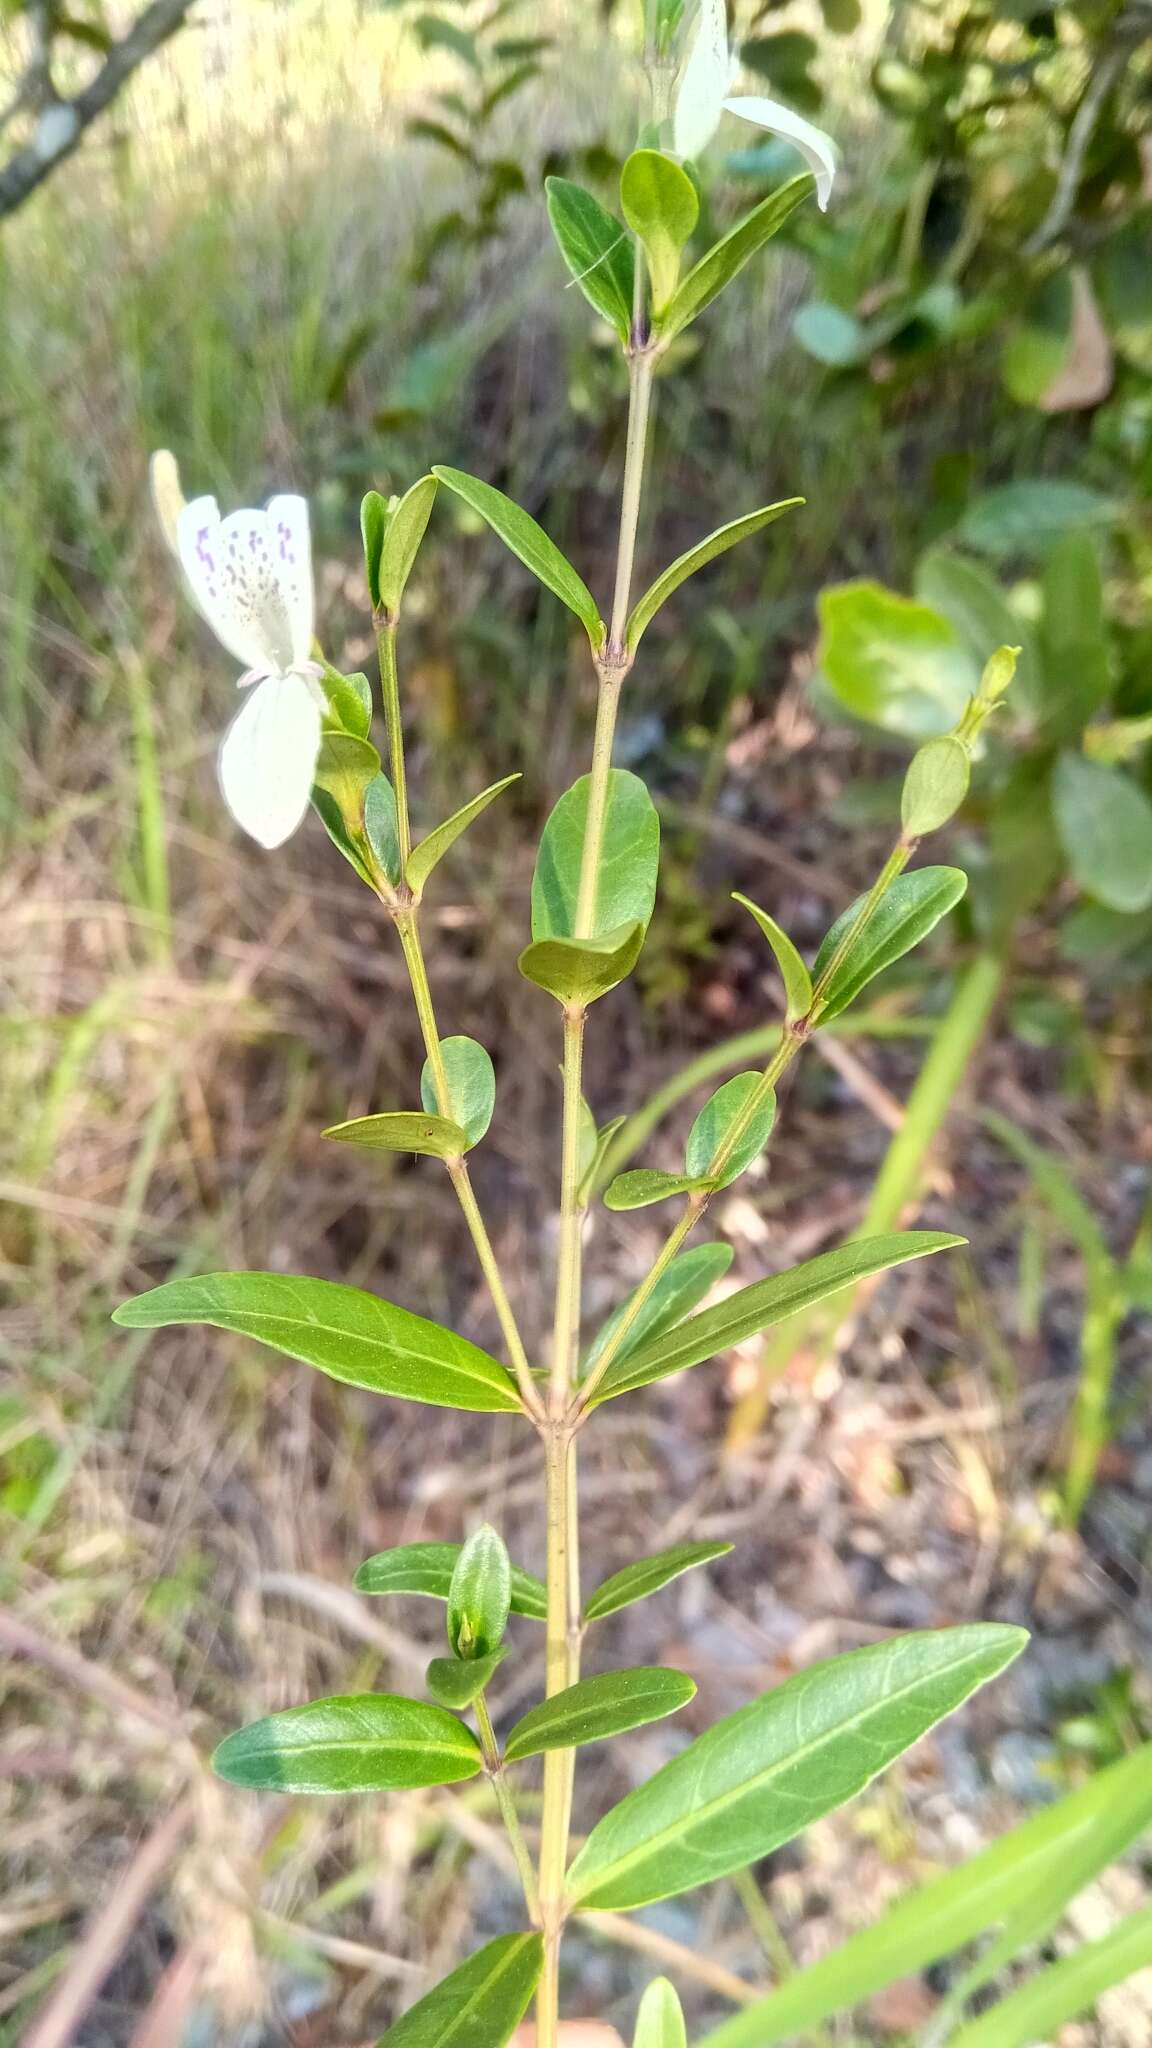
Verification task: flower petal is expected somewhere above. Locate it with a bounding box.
[673,0,731,160]
[265,493,315,669]
[149,450,186,557]
[723,95,837,208]
[177,502,296,674]
[217,669,322,850]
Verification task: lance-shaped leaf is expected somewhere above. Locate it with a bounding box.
[354,1542,547,1619]
[1052,753,1152,915]
[113,1274,522,1414]
[565,1625,1026,1910]
[602,1169,715,1212]
[313,734,381,856]
[685,1072,776,1187]
[585,1542,734,1623]
[545,175,635,345]
[377,473,438,618]
[620,148,699,315]
[733,893,812,1020]
[661,173,814,341]
[365,773,402,887]
[323,1111,470,1160]
[696,1739,1152,2048]
[426,1648,507,1709]
[588,1231,964,1402]
[420,1036,496,1147]
[813,867,968,1023]
[627,501,802,654]
[407,774,521,896]
[634,1979,687,2048]
[313,789,375,889]
[523,769,660,1004]
[375,1932,544,2048]
[504,1668,696,1763]
[432,465,605,651]
[212,1693,483,1794]
[583,1244,734,1373]
[948,1902,1152,2048]
[447,1524,511,1659]
[520,923,647,1005]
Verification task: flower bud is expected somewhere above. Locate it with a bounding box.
[901,735,971,837]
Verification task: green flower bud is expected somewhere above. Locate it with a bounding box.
[901,735,971,837]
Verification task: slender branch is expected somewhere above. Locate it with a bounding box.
[0,0,195,219]
[474,1694,542,1922]
[393,905,543,1420]
[376,619,412,870]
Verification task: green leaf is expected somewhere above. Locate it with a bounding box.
[695,1738,1152,2048]
[602,1168,715,1212]
[406,774,520,896]
[813,867,968,1022]
[432,466,604,650]
[948,1902,1152,2048]
[504,1668,696,1763]
[532,769,660,944]
[685,1072,776,1187]
[585,1542,734,1623]
[577,1113,628,1206]
[583,1245,734,1374]
[1039,531,1111,741]
[361,490,390,610]
[313,733,382,845]
[448,1524,512,1659]
[321,666,373,740]
[793,301,869,366]
[112,1274,522,1414]
[374,1933,543,2048]
[1052,755,1152,914]
[634,1979,687,2048]
[519,922,647,1005]
[589,1232,964,1403]
[626,502,802,654]
[354,1543,547,1619]
[426,1648,507,1708]
[733,894,813,1019]
[620,148,699,315]
[1002,271,1074,406]
[364,774,402,887]
[565,1625,1026,1910]
[662,174,814,341]
[421,1036,497,1147]
[900,736,971,836]
[312,790,375,888]
[413,14,480,68]
[818,580,979,740]
[212,1693,483,1793]
[324,1111,469,1159]
[378,473,439,619]
[545,176,635,345]
[953,480,1117,560]
[524,768,660,1003]
[1096,215,1152,374]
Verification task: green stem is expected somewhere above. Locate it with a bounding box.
[376,618,411,869]
[395,907,542,1420]
[474,1694,541,1923]
[725,946,1007,1450]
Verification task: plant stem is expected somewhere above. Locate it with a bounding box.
[376,619,411,868]
[535,261,658,2048]
[392,912,542,1421]
[474,1694,541,1923]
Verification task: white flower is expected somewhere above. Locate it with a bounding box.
[153,452,324,851]
[672,0,837,210]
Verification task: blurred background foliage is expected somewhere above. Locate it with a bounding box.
[1,0,1151,2041]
